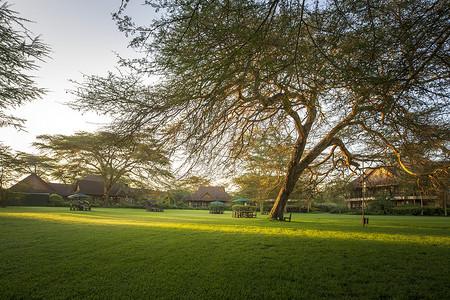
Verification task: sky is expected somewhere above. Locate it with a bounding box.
[1,0,153,153]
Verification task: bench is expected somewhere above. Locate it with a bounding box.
[283,213,292,222]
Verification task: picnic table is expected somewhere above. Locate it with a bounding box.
[146,206,164,212]
[209,206,225,214]
[70,200,91,211]
[232,209,257,218]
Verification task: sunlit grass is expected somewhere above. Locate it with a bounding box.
[2,208,448,246]
[1,207,449,299]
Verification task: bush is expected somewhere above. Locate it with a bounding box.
[159,202,177,209]
[90,200,103,207]
[346,208,363,215]
[423,206,445,216]
[48,194,68,207]
[0,189,11,207]
[382,205,446,216]
[314,203,337,212]
[5,193,47,206]
[390,205,422,216]
[112,202,145,209]
[329,205,350,214]
[286,205,302,213]
[368,192,393,215]
[175,201,189,208]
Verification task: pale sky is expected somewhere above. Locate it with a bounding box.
[1,0,153,153]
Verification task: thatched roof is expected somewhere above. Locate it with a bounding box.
[186,186,231,202]
[349,166,400,189]
[9,173,130,198]
[9,173,54,194]
[74,175,127,197]
[9,174,74,197]
[47,183,74,197]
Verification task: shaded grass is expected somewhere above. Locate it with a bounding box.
[0,207,449,299]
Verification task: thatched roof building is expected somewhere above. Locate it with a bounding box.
[185,186,231,208]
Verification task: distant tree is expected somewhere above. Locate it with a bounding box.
[385,141,450,215]
[14,152,54,179]
[176,176,211,193]
[35,131,172,206]
[233,131,291,212]
[167,189,190,206]
[74,0,448,219]
[0,143,20,189]
[314,176,350,203]
[234,174,281,211]
[0,1,50,129]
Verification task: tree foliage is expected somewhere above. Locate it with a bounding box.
[73,0,449,218]
[0,144,54,189]
[175,176,211,193]
[34,131,172,205]
[0,1,50,129]
[233,131,292,211]
[14,152,54,179]
[0,143,19,189]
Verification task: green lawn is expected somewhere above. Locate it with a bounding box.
[0,207,449,299]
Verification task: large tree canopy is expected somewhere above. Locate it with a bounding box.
[0,1,50,129]
[35,131,172,205]
[73,0,449,218]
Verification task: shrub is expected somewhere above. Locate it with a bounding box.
[423,206,444,216]
[176,201,189,208]
[0,189,11,207]
[314,203,337,212]
[390,205,422,216]
[159,202,178,209]
[346,208,363,215]
[48,194,67,207]
[368,192,394,215]
[112,202,145,209]
[329,205,350,214]
[6,193,47,206]
[286,205,302,213]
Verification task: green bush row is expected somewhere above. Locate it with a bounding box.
[1,191,49,207]
[390,205,446,216]
[328,205,447,216]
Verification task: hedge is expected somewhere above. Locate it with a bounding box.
[5,193,49,207]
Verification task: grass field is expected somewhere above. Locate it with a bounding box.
[0,207,449,299]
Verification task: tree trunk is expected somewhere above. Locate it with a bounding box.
[420,194,424,216]
[103,185,110,207]
[268,160,302,219]
[444,190,448,217]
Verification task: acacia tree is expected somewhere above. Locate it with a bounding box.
[0,146,54,189]
[0,1,50,129]
[14,152,54,179]
[176,176,212,193]
[74,0,448,219]
[35,131,172,206]
[0,143,19,189]
[233,131,293,212]
[390,144,449,215]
